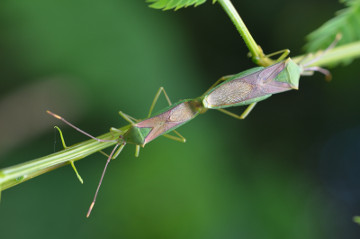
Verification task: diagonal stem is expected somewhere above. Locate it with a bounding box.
[217,0,274,65]
[217,0,261,58]
[0,125,130,192]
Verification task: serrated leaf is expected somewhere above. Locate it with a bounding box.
[305,0,360,65]
[146,0,212,11]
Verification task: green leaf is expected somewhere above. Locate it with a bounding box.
[354,216,360,225]
[146,0,214,10]
[305,0,360,63]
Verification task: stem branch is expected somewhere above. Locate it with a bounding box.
[293,41,360,67]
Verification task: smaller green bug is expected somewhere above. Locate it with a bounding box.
[120,98,203,155]
[47,88,203,217]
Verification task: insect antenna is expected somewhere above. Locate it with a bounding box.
[301,34,342,80]
[302,34,341,67]
[47,110,117,143]
[302,66,332,81]
[86,142,125,217]
[47,110,128,216]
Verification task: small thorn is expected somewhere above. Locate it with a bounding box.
[87,202,95,218]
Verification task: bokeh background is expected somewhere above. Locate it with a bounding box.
[1,0,360,238]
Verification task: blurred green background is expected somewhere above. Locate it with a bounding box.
[1,0,360,238]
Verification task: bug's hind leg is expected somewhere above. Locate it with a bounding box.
[216,102,257,120]
[162,130,186,143]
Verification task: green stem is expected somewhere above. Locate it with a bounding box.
[217,0,261,57]
[0,125,129,191]
[217,0,276,65]
[293,41,360,67]
[216,0,360,67]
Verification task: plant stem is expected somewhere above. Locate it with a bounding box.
[217,0,275,65]
[217,0,260,57]
[216,0,360,67]
[0,125,129,192]
[293,41,360,67]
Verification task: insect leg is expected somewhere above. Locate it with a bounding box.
[162,130,186,143]
[216,102,257,120]
[118,111,137,125]
[110,127,123,133]
[54,126,84,184]
[147,87,188,143]
[112,143,126,160]
[264,49,290,63]
[135,145,141,157]
[147,87,172,117]
[202,75,233,96]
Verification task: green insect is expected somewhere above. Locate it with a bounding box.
[47,88,203,217]
[200,58,301,119]
[199,34,339,119]
[120,97,203,155]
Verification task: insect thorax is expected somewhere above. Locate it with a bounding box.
[123,126,151,145]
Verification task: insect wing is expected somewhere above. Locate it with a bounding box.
[136,101,199,145]
[204,62,286,108]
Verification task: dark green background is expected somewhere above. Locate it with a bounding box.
[1,1,359,238]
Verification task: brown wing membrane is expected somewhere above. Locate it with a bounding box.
[136,101,199,145]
